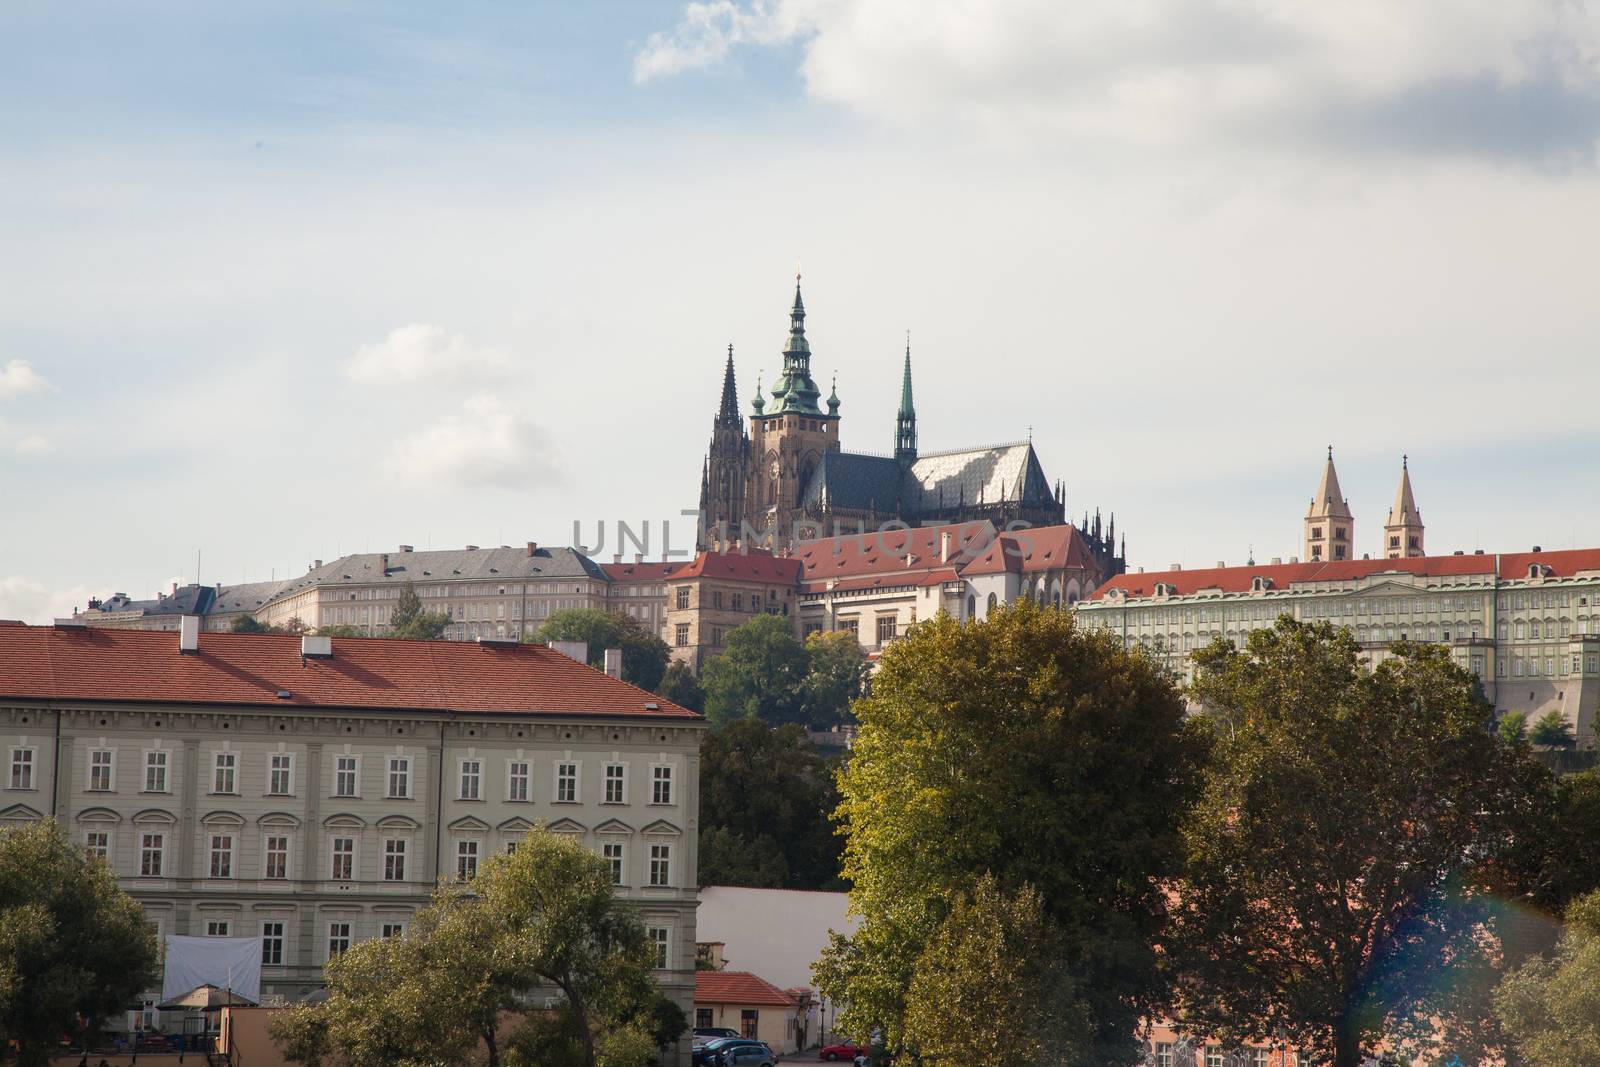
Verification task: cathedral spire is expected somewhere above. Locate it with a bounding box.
[1383,454,1424,558]
[895,331,917,464]
[716,343,740,427]
[1304,446,1354,561]
[769,274,823,414]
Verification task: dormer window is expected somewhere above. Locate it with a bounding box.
[1251,576,1273,593]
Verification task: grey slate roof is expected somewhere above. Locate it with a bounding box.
[98,584,217,617]
[800,451,906,513]
[799,441,1056,517]
[211,580,293,614]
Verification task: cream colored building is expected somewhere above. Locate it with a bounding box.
[0,620,704,1062]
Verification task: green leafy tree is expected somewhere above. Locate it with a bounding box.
[814,600,1200,1063]
[390,582,450,641]
[1495,889,1600,1064]
[1170,621,1543,1067]
[698,720,843,890]
[700,614,809,727]
[800,630,870,728]
[316,624,365,638]
[0,820,161,1066]
[535,610,671,690]
[1497,769,1600,922]
[231,614,270,633]
[1530,709,1575,748]
[656,661,705,713]
[1499,710,1529,746]
[903,876,1090,1066]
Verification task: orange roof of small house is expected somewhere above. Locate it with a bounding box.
[695,971,796,1007]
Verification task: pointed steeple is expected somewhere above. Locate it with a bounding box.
[1309,445,1353,519]
[1304,446,1354,562]
[769,274,823,414]
[1383,454,1424,558]
[827,373,840,415]
[895,331,917,464]
[717,343,740,427]
[751,371,766,415]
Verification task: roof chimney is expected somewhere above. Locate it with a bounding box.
[603,648,623,679]
[1289,556,1299,564]
[379,553,389,574]
[399,545,414,553]
[612,554,622,564]
[312,559,323,570]
[1170,564,1182,571]
[525,542,538,556]
[940,530,953,563]
[171,581,179,597]
[547,640,588,663]
[1216,561,1226,569]
[179,615,200,653]
[1136,566,1144,573]
[465,545,478,552]
[1270,557,1282,565]
[302,635,333,659]
[634,553,644,565]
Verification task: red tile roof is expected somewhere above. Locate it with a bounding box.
[695,971,796,1007]
[795,522,995,581]
[599,561,691,582]
[673,550,804,584]
[1091,547,1600,600]
[0,624,700,719]
[960,525,1100,577]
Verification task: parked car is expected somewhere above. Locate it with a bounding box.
[820,1043,867,1061]
[696,1037,778,1066]
[695,1027,741,1041]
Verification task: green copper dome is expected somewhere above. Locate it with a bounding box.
[827,375,840,414]
[751,373,766,414]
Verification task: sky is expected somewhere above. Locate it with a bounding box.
[3,0,1600,622]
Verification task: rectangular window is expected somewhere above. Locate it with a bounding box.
[387,757,410,799]
[206,920,231,937]
[456,840,479,881]
[696,1008,713,1029]
[330,837,355,880]
[334,756,358,798]
[85,830,110,862]
[384,839,407,882]
[381,923,405,939]
[652,765,673,805]
[261,922,284,965]
[604,763,626,804]
[603,841,624,885]
[675,623,690,647]
[648,926,669,969]
[209,834,234,878]
[328,922,352,959]
[88,749,114,792]
[675,587,690,610]
[459,759,481,800]
[139,833,164,876]
[264,835,289,880]
[213,752,237,794]
[9,748,33,790]
[507,761,529,802]
[1206,1052,1224,1067]
[556,762,578,803]
[740,1010,758,1039]
[877,616,898,644]
[144,751,167,793]
[1155,1044,1173,1067]
[268,753,294,795]
[649,843,671,887]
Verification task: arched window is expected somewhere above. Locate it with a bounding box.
[966,594,976,620]
[987,593,998,615]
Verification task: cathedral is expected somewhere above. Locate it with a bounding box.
[697,276,1125,574]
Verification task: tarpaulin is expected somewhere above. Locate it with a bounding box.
[160,935,262,1004]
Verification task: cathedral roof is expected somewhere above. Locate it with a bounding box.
[799,451,905,513]
[903,441,1054,515]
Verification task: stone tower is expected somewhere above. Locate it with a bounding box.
[698,344,750,549]
[743,276,841,540]
[1383,455,1424,558]
[1304,446,1354,562]
[894,334,917,465]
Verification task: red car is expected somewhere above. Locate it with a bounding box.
[819,1044,867,1062]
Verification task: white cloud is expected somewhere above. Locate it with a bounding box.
[13,435,48,455]
[0,359,49,398]
[0,577,100,625]
[637,0,1600,160]
[382,393,559,489]
[345,324,510,386]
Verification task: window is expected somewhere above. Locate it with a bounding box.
[384,839,407,881]
[556,762,578,803]
[9,748,34,790]
[740,1010,758,1039]
[603,842,624,884]
[459,759,482,800]
[213,752,237,794]
[264,835,289,879]
[387,757,410,799]
[675,587,690,610]
[261,922,284,965]
[696,1008,713,1029]
[381,923,405,939]
[144,750,167,793]
[85,830,110,862]
[648,926,669,969]
[732,593,743,611]
[604,763,626,804]
[334,756,359,798]
[206,920,231,937]
[675,623,690,647]
[876,616,898,644]
[88,749,114,792]
[1155,1044,1173,1067]
[649,843,671,887]
[1206,1051,1224,1067]
[840,617,858,635]
[651,765,673,805]
[269,753,294,796]
[330,837,355,880]
[507,761,529,802]
[456,840,480,881]
[328,922,352,958]
[209,834,234,878]
[1251,1051,1270,1067]
[139,832,165,876]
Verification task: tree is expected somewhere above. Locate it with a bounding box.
[1499,710,1529,746]
[274,828,669,1067]
[814,600,1200,1063]
[1495,889,1600,1064]
[390,582,449,641]
[1497,769,1600,920]
[316,624,365,638]
[657,661,705,713]
[0,820,160,1066]
[700,614,809,727]
[231,614,270,633]
[535,609,671,690]
[1170,621,1543,1067]
[1530,709,1575,748]
[698,720,843,890]
[903,876,1090,1066]
[800,630,870,728]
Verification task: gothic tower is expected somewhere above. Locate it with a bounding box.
[1304,446,1354,562]
[697,344,750,549]
[1383,455,1424,558]
[744,276,841,540]
[894,333,917,465]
